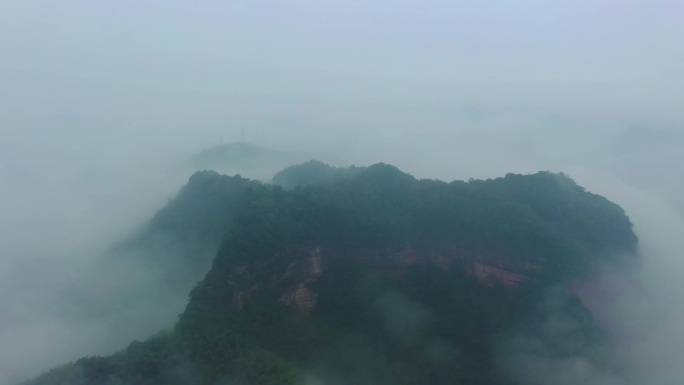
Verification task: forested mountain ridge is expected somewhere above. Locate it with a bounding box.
[25,162,638,385]
[111,170,264,284]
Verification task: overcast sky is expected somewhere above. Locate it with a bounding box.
[1,1,684,384]
[2,1,683,162]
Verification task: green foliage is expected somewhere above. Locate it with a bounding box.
[271,160,363,189]
[213,167,636,278]
[25,331,193,385]
[149,171,263,244]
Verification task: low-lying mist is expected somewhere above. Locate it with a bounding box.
[2,122,683,384]
[0,142,313,384]
[2,1,683,383]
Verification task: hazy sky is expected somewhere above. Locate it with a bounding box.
[2,0,683,161]
[1,1,684,384]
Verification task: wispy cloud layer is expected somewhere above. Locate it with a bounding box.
[1,1,683,383]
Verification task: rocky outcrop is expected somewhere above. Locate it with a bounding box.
[278,248,323,312]
[468,262,528,287]
[354,243,540,288]
[229,243,541,312]
[279,284,319,312]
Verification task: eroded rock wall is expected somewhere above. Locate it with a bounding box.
[229,243,541,312]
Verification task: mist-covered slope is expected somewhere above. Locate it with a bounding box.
[115,171,264,279]
[25,162,638,385]
[4,170,270,385]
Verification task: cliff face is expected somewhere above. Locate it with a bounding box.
[230,247,324,312]
[228,242,542,313]
[353,243,540,287]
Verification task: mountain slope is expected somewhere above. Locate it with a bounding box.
[111,170,264,283]
[26,163,638,385]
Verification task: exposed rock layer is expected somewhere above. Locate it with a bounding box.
[231,243,541,312]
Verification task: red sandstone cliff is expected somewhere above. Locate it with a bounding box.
[228,243,541,312]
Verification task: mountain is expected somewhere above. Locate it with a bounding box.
[25,162,638,385]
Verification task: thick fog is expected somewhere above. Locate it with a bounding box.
[1,1,683,384]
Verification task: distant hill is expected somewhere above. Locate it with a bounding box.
[26,162,638,385]
[186,142,308,181]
